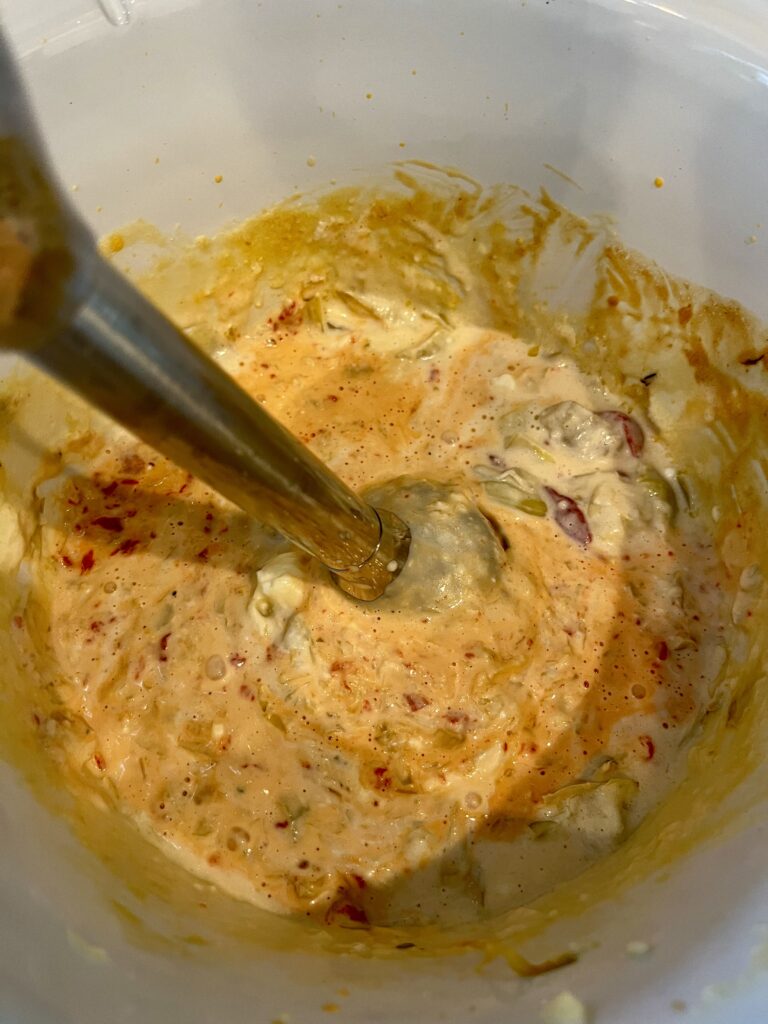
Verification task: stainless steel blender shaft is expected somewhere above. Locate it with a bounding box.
[33,257,410,600]
[0,38,409,601]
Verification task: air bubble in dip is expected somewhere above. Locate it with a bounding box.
[206,655,227,681]
[464,791,482,809]
[104,581,117,593]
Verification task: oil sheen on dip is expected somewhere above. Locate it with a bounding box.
[12,169,731,928]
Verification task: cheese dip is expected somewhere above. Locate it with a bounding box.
[9,169,733,927]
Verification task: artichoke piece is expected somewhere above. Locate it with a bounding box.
[178,719,216,757]
[396,328,449,361]
[537,777,639,850]
[478,465,547,517]
[528,820,559,839]
[515,495,547,517]
[279,794,309,823]
[433,728,466,750]
[483,482,547,516]
[504,435,556,463]
[638,467,678,516]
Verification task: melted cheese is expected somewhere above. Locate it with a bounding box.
[10,178,729,928]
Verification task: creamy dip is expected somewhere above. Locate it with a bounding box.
[9,170,732,928]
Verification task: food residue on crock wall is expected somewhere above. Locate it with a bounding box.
[0,163,766,964]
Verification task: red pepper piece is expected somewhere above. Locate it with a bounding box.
[545,488,592,546]
[91,515,123,533]
[404,693,429,711]
[600,410,645,456]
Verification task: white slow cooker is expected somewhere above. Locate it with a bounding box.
[0,1,766,1021]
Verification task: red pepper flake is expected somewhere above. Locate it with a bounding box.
[327,394,339,402]
[428,367,440,383]
[80,550,95,574]
[120,478,139,486]
[230,653,246,668]
[445,709,469,728]
[12,614,23,629]
[328,902,369,926]
[351,874,367,890]
[196,547,210,561]
[599,410,645,457]
[373,766,391,791]
[239,683,256,701]
[274,820,290,829]
[277,300,300,324]
[101,481,119,498]
[544,487,592,546]
[61,554,73,568]
[657,640,669,661]
[93,752,106,771]
[639,735,656,760]
[404,692,430,711]
[91,515,123,533]
[90,621,103,632]
[741,353,765,367]
[159,632,171,661]
[111,538,140,556]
